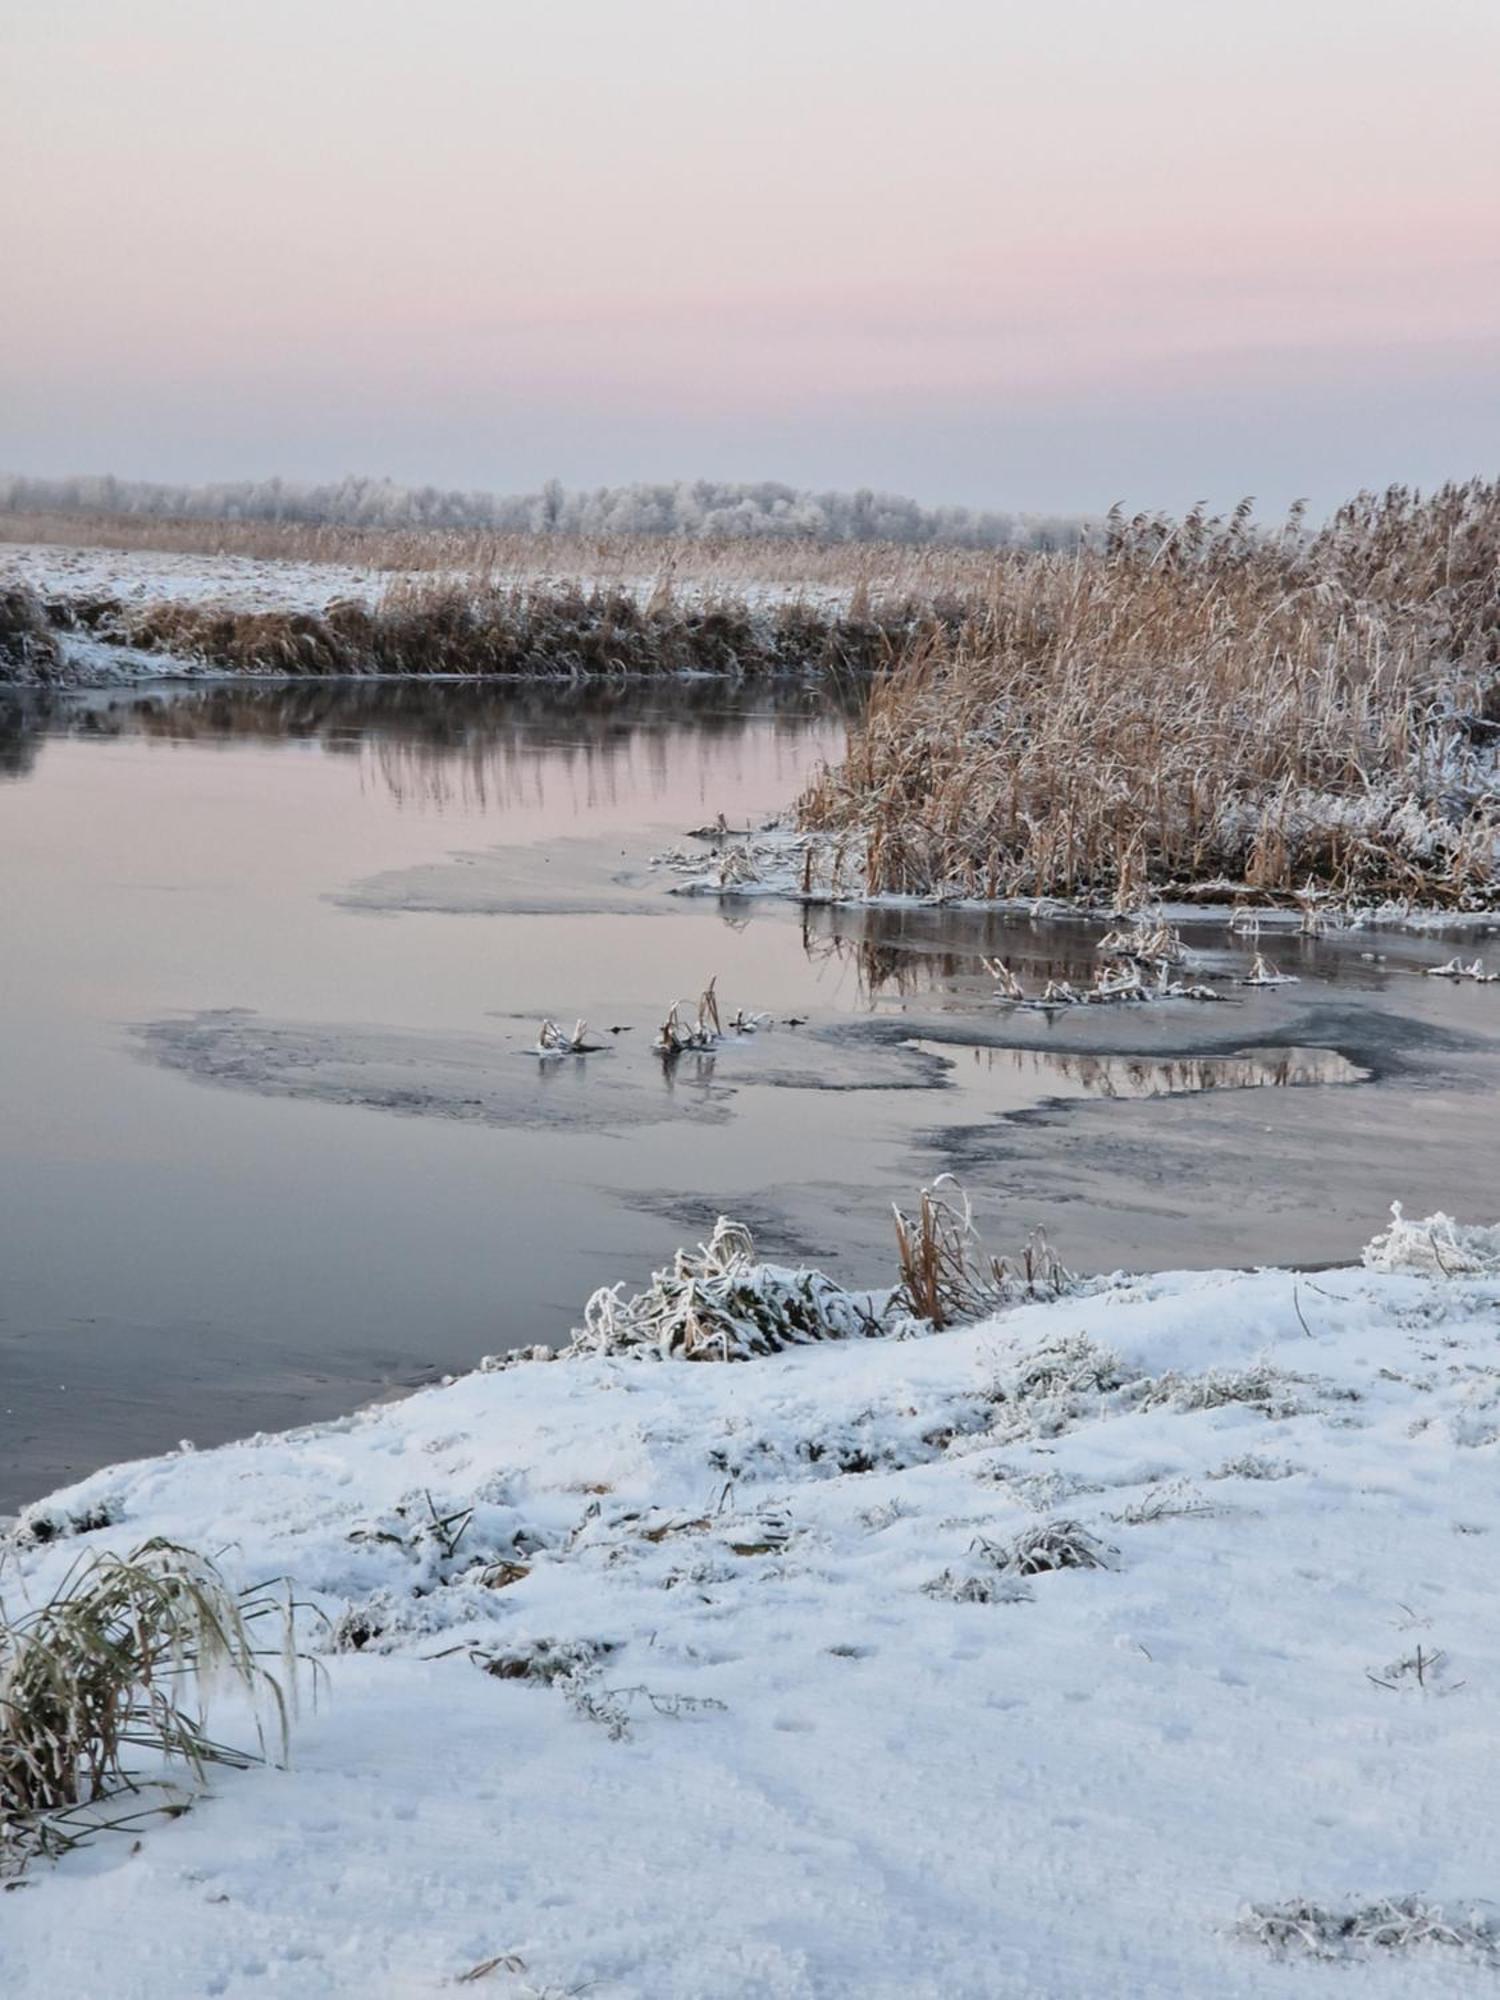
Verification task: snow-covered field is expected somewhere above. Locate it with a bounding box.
[2,543,853,620]
[5,1210,1500,1996]
[2,543,395,616]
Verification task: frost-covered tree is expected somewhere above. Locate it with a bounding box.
[0,470,1090,549]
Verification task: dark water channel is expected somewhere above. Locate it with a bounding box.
[2,679,1497,1508]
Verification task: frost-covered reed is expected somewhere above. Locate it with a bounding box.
[800,483,1500,907]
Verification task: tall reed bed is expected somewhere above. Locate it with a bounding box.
[800,485,1500,906]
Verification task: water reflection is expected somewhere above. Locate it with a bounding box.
[799,902,1397,1002]
[0,677,854,814]
[917,1041,1369,1110]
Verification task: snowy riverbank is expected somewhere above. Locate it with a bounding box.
[657,824,1500,936]
[5,1209,1500,1996]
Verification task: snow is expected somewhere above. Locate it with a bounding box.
[2,543,855,625]
[656,826,1500,935]
[6,1223,1500,1996]
[2,544,394,617]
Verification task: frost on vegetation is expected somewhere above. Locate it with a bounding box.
[533,1018,603,1058]
[1132,1362,1310,1420]
[1363,1201,1500,1278]
[1423,955,1498,983]
[484,1177,1066,1373]
[12,1498,119,1549]
[1,469,1083,550]
[706,1409,958,1482]
[982,1334,1126,1440]
[653,978,725,1056]
[988,944,1231,1010]
[1234,1896,1500,1962]
[1241,953,1298,987]
[560,1681,728,1743]
[1207,1453,1301,1482]
[468,1638,725,1744]
[0,1539,306,1877]
[1111,1480,1224,1526]
[926,1517,1116,1601]
[470,1638,615,1687]
[893,1175,1073,1330]
[571,1217,895,1362]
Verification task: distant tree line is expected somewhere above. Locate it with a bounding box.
[0,471,1089,550]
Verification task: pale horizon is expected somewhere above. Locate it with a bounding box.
[5,0,1498,517]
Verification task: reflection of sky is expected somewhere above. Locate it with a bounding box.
[2,682,1497,1507]
[6,0,1498,513]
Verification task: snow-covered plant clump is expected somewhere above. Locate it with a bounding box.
[1423,955,1499,983]
[0,1539,300,1875]
[1363,1201,1500,1277]
[533,1018,602,1057]
[1234,1896,1500,1963]
[571,1217,896,1361]
[893,1175,1072,1328]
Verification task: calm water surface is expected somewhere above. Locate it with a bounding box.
[2,681,1497,1508]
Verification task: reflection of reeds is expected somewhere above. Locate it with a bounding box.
[16,678,844,812]
[958,1044,1361,1097]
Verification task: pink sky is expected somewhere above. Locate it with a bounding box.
[4,0,1497,513]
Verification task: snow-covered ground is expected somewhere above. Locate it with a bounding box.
[2,543,395,616]
[5,1210,1500,1996]
[2,543,853,620]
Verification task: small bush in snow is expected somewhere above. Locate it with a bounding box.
[893,1176,1071,1329]
[994,1518,1117,1576]
[983,1334,1126,1438]
[1363,1201,1500,1277]
[472,1638,614,1686]
[1,1539,301,1874]
[0,585,61,683]
[929,1517,1116,1603]
[924,1569,1035,1606]
[1133,1362,1308,1418]
[571,1216,893,1361]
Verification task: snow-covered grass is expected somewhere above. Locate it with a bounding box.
[5,1208,1500,1995]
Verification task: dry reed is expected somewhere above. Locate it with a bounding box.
[1,1538,301,1872]
[800,484,1500,906]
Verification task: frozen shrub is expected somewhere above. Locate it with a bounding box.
[1363,1201,1500,1278]
[1,1539,300,1874]
[570,1217,894,1361]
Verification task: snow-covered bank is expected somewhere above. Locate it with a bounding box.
[0,545,885,686]
[6,1213,1500,1996]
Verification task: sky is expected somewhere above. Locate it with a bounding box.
[3,0,1498,518]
